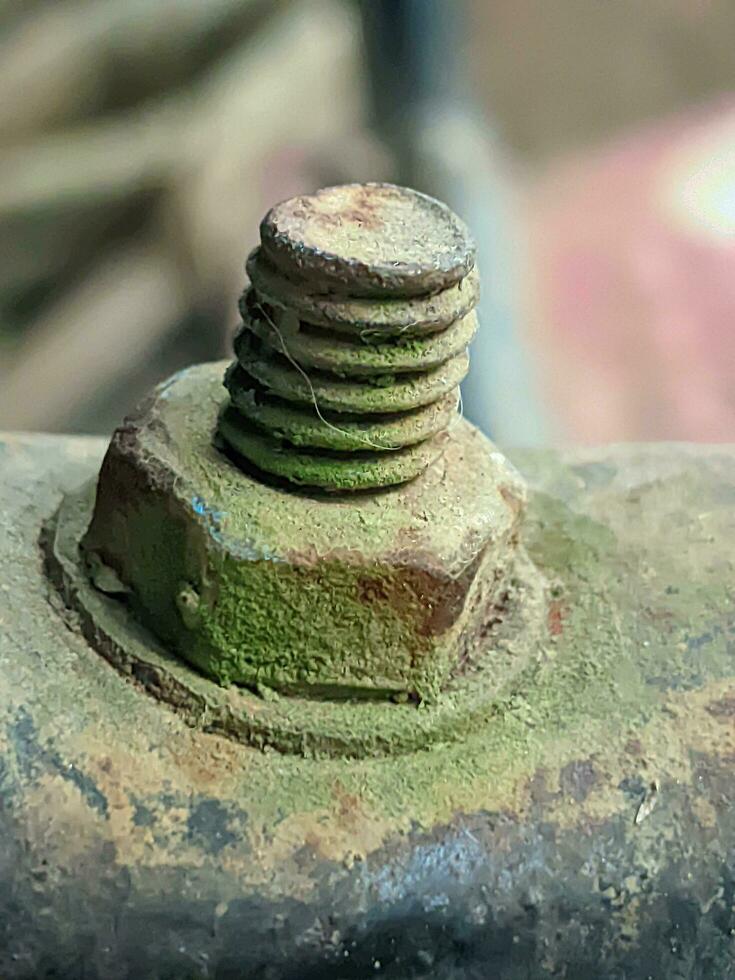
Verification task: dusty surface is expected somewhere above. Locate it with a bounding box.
[260,182,475,297]
[232,330,470,414]
[226,186,479,490]
[0,433,733,977]
[240,295,478,375]
[246,249,481,336]
[225,364,458,453]
[82,364,525,702]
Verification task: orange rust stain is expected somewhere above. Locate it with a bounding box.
[356,568,464,638]
[547,598,566,636]
[332,779,363,825]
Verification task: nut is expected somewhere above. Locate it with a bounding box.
[82,363,526,701]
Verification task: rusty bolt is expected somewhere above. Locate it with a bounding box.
[218,182,478,491]
[79,184,527,713]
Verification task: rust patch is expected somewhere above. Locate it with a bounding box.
[547,598,566,636]
[299,185,383,234]
[355,565,470,639]
[525,768,559,807]
[259,182,476,297]
[332,780,363,824]
[357,576,391,604]
[255,797,397,872]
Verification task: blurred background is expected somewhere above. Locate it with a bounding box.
[0,0,733,444]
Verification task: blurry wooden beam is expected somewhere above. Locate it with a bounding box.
[0,0,363,430]
[0,0,273,136]
[0,237,188,431]
[169,0,362,294]
[0,0,360,215]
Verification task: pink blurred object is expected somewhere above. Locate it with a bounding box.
[531,99,735,443]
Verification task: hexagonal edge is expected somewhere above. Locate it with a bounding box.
[42,479,548,760]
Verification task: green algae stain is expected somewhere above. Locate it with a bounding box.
[190,551,449,700]
[223,476,735,834]
[78,366,735,842]
[84,473,457,703]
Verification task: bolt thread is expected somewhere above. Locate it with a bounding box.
[218,187,478,491]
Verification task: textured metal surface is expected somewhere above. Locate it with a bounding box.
[222,185,480,489]
[78,363,524,703]
[232,329,470,415]
[1,434,734,978]
[47,474,539,759]
[246,248,481,336]
[259,183,475,297]
[239,293,478,375]
[224,364,459,452]
[217,404,446,490]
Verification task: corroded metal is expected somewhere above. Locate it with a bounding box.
[259,182,475,297]
[231,328,470,414]
[246,248,481,335]
[1,435,734,977]
[78,363,526,704]
[76,186,507,703]
[217,405,444,490]
[220,183,479,491]
[48,460,540,758]
[239,291,478,375]
[225,364,458,452]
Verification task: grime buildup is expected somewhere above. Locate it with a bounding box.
[218,183,479,491]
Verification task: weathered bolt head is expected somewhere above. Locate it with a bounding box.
[82,363,526,701]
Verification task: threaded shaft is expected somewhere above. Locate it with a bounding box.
[218,183,478,491]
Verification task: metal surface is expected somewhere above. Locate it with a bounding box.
[231,330,469,414]
[246,249,481,335]
[259,182,475,297]
[222,184,480,489]
[77,362,524,707]
[224,365,458,453]
[239,293,478,375]
[0,433,733,977]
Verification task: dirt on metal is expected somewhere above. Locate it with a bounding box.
[222,184,480,490]
[246,248,481,336]
[232,329,470,415]
[224,365,459,453]
[78,362,526,704]
[259,182,476,297]
[1,435,734,976]
[240,292,478,375]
